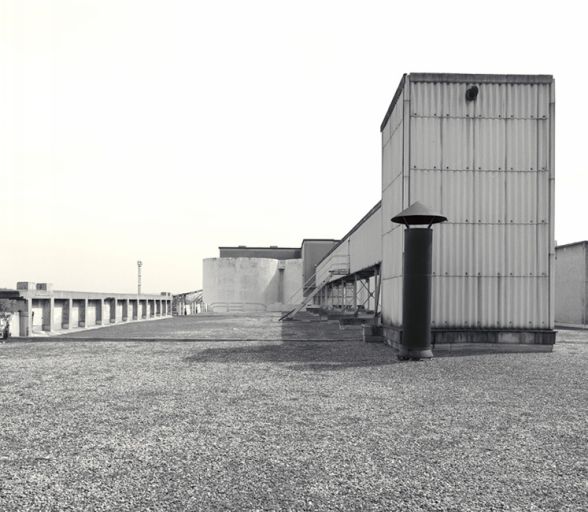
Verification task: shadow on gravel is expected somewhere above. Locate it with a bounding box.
[184,341,400,371]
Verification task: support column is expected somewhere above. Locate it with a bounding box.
[26,298,33,336]
[123,299,129,321]
[111,298,116,323]
[353,276,358,310]
[96,298,103,326]
[45,298,54,332]
[374,268,381,316]
[65,298,73,329]
[81,298,88,327]
[366,278,371,311]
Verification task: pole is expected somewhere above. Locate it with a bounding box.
[399,228,433,359]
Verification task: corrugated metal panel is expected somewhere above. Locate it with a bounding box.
[473,224,506,275]
[349,206,382,273]
[475,83,507,118]
[442,171,475,223]
[474,119,506,170]
[506,120,537,170]
[382,175,402,236]
[474,171,505,223]
[537,223,550,276]
[382,276,402,325]
[411,81,443,116]
[315,243,349,286]
[382,136,392,188]
[506,172,537,223]
[435,223,476,277]
[431,276,477,327]
[505,224,538,276]
[410,117,441,170]
[409,170,442,212]
[442,117,474,170]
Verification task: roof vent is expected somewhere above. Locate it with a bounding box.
[465,85,479,102]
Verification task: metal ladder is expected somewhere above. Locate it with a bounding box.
[279,277,330,321]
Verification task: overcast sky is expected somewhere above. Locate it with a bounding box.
[1,0,586,293]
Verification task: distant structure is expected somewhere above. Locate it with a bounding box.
[555,242,588,326]
[203,240,338,312]
[173,289,205,315]
[0,282,172,337]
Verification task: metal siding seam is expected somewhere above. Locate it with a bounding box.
[548,80,555,329]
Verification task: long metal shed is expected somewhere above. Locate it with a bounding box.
[380,73,555,345]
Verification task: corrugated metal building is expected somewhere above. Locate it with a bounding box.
[555,242,588,326]
[314,72,555,347]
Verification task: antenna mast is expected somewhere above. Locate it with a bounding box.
[137,260,143,295]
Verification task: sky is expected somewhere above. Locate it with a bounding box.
[1,0,586,294]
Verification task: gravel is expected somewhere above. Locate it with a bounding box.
[1,316,586,511]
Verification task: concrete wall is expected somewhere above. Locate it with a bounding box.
[203,257,303,312]
[0,285,173,337]
[555,243,587,325]
[282,259,303,306]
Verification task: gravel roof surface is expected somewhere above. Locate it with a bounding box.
[1,315,586,511]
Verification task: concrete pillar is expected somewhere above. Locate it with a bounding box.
[96,298,103,326]
[366,278,371,311]
[45,298,54,332]
[123,299,129,321]
[64,298,73,329]
[111,298,116,323]
[26,298,33,336]
[81,298,88,327]
[157,300,161,316]
[353,276,358,310]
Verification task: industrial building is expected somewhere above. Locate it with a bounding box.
[0,282,173,337]
[555,242,588,326]
[203,240,338,312]
[312,72,556,348]
[201,72,556,349]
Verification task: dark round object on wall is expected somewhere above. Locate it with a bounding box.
[465,85,479,101]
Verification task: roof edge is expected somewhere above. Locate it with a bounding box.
[380,74,407,132]
[316,200,382,268]
[555,241,588,250]
[409,72,553,84]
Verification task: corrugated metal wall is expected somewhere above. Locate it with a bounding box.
[555,244,587,325]
[382,75,554,330]
[381,86,405,325]
[315,204,382,287]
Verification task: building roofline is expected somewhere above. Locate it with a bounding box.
[380,72,554,132]
[409,72,553,84]
[555,241,588,250]
[301,238,340,244]
[316,200,382,267]
[218,246,301,251]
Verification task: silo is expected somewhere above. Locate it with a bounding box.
[380,73,555,346]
